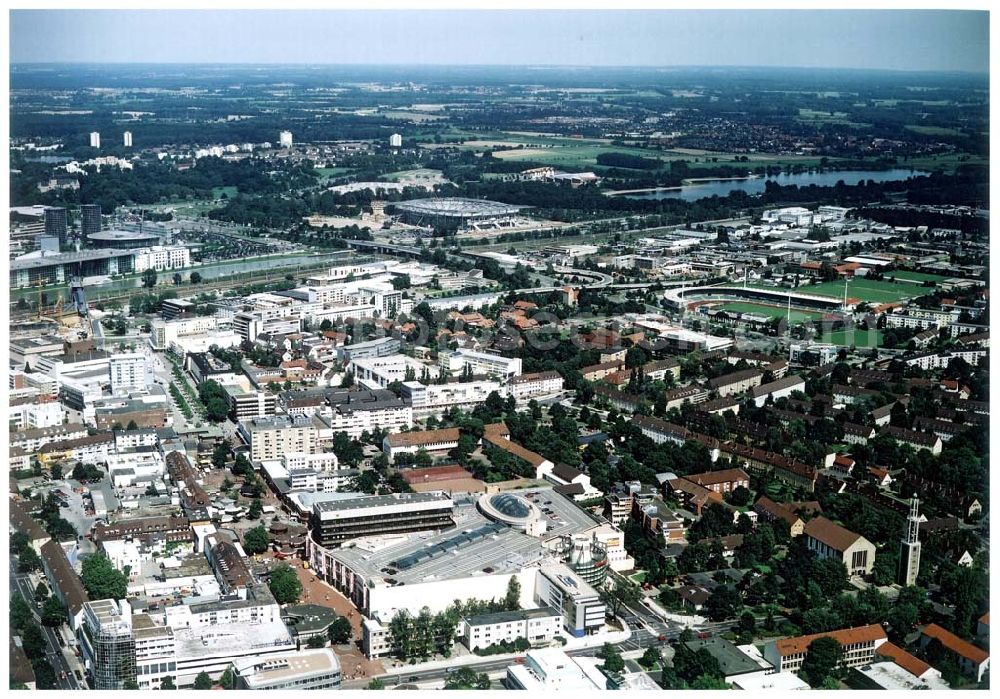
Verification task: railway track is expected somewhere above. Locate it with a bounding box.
[10,260,338,318]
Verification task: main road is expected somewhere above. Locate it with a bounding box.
[10,556,83,689]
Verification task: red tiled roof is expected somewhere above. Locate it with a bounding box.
[754,496,802,527]
[876,641,932,678]
[775,624,887,657]
[385,428,461,449]
[922,623,989,665]
[803,516,865,552]
[684,468,749,488]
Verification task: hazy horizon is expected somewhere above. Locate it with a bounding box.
[7,62,990,76]
[9,10,990,74]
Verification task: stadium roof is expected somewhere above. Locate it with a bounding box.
[87,229,162,242]
[395,197,524,217]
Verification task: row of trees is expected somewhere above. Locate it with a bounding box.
[387,579,521,661]
[10,592,62,689]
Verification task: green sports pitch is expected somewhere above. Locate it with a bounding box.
[714,301,829,324]
[825,329,885,348]
[799,279,924,304]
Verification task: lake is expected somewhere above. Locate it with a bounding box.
[614,168,930,201]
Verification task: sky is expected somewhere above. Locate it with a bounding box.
[8,9,990,73]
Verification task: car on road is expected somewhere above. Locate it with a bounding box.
[697,631,711,639]
[658,635,667,642]
[74,670,83,681]
[408,676,419,682]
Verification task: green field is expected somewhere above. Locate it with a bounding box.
[904,125,967,137]
[431,129,836,171]
[826,329,885,348]
[797,109,871,129]
[211,186,238,199]
[801,279,920,304]
[904,151,989,174]
[315,167,354,182]
[715,301,827,324]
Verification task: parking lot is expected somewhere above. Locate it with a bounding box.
[37,477,106,538]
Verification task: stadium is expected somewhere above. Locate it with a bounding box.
[393,197,525,229]
[664,285,852,314]
[87,229,164,249]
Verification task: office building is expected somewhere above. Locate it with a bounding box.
[401,379,501,417]
[536,563,606,638]
[233,649,341,690]
[187,351,240,386]
[462,607,563,652]
[682,637,775,684]
[505,648,608,690]
[234,311,302,344]
[133,246,191,272]
[109,352,150,393]
[317,388,413,439]
[90,131,101,148]
[507,371,564,399]
[123,131,133,148]
[160,299,195,320]
[389,133,403,148]
[149,316,227,350]
[226,384,277,421]
[309,491,455,547]
[80,204,102,238]
[336,337,401,362]
[279,131,293,148]
[382,427,460,460]
[763,624,888,674]
[237,415,320,462]
[44,206,68,246]
[80,599,137,690]
[439,348,522,381]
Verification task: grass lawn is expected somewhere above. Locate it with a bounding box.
[211,186,238,199]
[825,329,885,348]
[715,301,827,324]
[904,151,989,173]
[802,279,920,304]
[630,571,647,584]
[905,124,967,137]
[315,167,354,181]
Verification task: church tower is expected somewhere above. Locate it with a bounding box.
[897,496,922,587]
